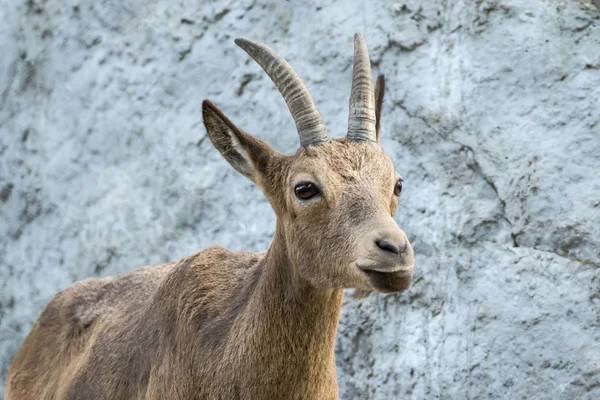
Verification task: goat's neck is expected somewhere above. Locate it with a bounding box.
[230,220,344,390]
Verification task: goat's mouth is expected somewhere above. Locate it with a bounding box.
[361,268,413,293]
[354,260,413,293]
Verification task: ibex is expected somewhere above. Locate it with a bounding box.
[5,33,414,400]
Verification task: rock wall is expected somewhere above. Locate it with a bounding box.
[1,0,599,398]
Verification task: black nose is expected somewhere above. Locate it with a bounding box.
[376,239,401,255]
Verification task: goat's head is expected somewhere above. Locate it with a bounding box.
[202,34,414,294]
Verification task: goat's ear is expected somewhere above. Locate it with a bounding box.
[374,74,385,143]
[202,100,275,184]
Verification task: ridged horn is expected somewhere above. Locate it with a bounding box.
[347,33,376,142]
[234,38,330,147]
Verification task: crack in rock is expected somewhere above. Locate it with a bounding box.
[393,100,519,247]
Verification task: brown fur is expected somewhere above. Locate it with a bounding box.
[5,72,414,400]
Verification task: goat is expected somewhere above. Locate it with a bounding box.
[5,33,415,400]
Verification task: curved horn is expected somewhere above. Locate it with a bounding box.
[347,33,376,142]
[234,38,330,147]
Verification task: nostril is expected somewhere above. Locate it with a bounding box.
[376,239,401,255]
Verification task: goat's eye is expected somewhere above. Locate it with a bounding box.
[294,182,320,200]
[394,179,403,196]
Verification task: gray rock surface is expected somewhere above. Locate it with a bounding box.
[1,0,599,398]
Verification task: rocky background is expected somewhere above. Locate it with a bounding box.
[1,0,599,398]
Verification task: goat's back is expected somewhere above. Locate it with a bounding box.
[4,260,174,399]
[5,246,262,400]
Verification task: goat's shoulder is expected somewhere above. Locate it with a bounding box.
[158,246,264,308]
[170,245,264,279]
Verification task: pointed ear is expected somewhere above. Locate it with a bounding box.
[374,74,385,143]
[202,100,275,184]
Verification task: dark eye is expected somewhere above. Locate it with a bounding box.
[394,179,403,196]
[294,182,320,200]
